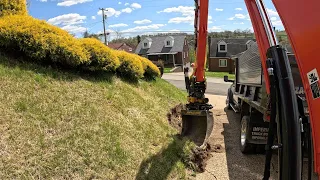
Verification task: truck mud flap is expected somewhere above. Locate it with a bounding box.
[248,122,269,144]
[181,110,214,148]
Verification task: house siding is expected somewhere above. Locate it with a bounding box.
[117,44,134,53]
[208,57,235,73]
[183,40,190,65]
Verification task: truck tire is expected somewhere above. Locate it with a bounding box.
[240,116,256,154]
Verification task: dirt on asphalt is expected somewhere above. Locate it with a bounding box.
[167,94,316,180]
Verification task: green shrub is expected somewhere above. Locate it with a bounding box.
[79,38,120,72]
[0,15,90,67]
[0,0,27,17]
[139,56,160,79]
[114,50,144,81]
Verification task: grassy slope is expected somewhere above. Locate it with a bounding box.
[0,54,193,179]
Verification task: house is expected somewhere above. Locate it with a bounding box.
[208,38,255,73]
[108,43,135,53]
[135,35,190,68]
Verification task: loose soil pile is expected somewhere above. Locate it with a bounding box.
[167,103,184,133]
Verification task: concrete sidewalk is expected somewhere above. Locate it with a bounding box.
[162,72,231,84]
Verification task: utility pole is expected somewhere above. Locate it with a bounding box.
[99,8,108,45]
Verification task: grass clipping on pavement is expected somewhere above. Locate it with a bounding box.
[0,54,195,179]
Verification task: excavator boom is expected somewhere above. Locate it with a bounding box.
[181,0,213,148]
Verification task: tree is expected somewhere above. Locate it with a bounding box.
[82,30,101,40]
[137,35,141,44]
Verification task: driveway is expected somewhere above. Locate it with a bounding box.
[162,72,232,96]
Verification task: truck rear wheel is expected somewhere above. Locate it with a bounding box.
[240,116,256,154]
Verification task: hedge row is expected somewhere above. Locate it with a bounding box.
[0,0,27,17]
[0,15,160,80]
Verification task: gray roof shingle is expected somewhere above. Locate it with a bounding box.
[135,35,186,55]
[209,38,255,57]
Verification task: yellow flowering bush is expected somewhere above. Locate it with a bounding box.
[0,15,90,67]
[79,38,120,72]
[0,0,27,17]
[115,50,144,81]
[138,56,160,79]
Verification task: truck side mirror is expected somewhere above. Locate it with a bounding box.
[224,75,229,82]
[224,75,234,83]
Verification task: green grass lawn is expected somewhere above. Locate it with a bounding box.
[0,53,195,179]
[164,67,172,73]
[205,71,235,80]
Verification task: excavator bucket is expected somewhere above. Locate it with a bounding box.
[181,109,214,148]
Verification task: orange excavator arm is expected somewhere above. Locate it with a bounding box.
[193,0,209,82]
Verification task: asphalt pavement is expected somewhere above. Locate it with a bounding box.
[162,72,232,96]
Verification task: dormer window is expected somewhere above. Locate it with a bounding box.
[218,40,227,52]
[142,37,152,49]
[220,45,226,51]
[164,36,174,47]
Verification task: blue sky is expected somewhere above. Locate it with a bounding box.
[28,0,284,39]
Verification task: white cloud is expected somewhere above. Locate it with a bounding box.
[235,14,246,19]
[109,23,128,28]
[272,21,281,26]
[215,8,223,11]
[61,25,87,34]
[270,16,282,26]
[158,6,194,16]
[208,21,213,24]
[267,8,279,17]
[57,0,92,6]
[208,26,223,32]
[97,8,121,17]
[134,19,152,24]
[169,29,181,32]
[131,3,142,9]
[118,2,122,4]
[168,16,194,24]
[122,8,132,13]
[122,24,166,32]
[125,3,129,6]
[228,13,247,20]
[48,13,86,26]
[40,0,47,2]
[91,16,96,20]
[233,22,245,25]
[235,8,243,11]
[272,20,282,26]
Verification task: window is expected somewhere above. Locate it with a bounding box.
[219,59,227,67]
[129,48,132,51]
[166,41,171,46]
[183,52,186,59]
[187,51,189,57]
[220,45,226,51]
[144,42,148,48]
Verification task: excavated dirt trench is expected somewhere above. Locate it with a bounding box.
[167,104,223,173]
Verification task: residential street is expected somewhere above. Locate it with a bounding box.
[162,72,232,96]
